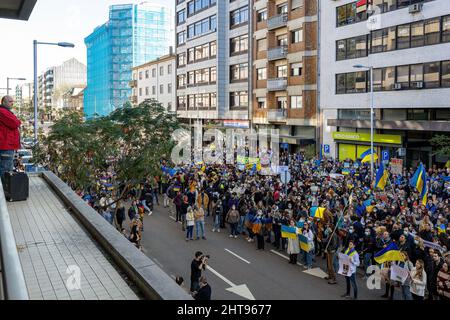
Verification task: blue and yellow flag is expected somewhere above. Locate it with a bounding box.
[437,224,446,235]
[281,225,297,239]
[360,148,378,163]
[374,242,404,264]
[409,163,428,205]
[374,162,389,190]
[310,207,326,219]
[298,234,310,252]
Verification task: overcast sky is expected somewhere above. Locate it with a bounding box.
[0,0,174,94]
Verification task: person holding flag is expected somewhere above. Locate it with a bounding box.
[285,219,301,265]
[340,240,360,300]
[410,163,428,206]
[374,162,389,190]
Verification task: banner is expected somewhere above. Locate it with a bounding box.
[390,264,409,284]
[422,239,444,252]
[390,158,403,175]
[338,253,351,276]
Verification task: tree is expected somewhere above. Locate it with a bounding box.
[430,135,450,157]
[33,99,182,199]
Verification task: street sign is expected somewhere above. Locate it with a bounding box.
[280,171,291,184]
[397,148,406,157]
[382,150,390,162]
[324,144,330,154]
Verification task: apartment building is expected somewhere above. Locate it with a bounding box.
[320,0,450,167]
[130,54,177,112]
[175,0,251,130]
[252,0,318,152]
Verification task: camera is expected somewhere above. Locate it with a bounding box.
[201,254,210,260]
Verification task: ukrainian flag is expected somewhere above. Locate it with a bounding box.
[298,234,310,252]
[374,242,405,264]
[281,225,297,239]
[360,148,378,163]
[409,163,428,206]
[310,207,326,219]
[437,224,446,235]
[374,162,389,190]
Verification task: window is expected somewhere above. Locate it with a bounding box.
[168,64,172,75]
[410,64,423,83]
[338,35,368,60]
[139,88,142,96]
[230,63,248,82]
[257,97,266,109]
[410,21,424,48]
[424,62,440,88]
[177,53,186,67]
[442,60,450,88]
[277,34,288,46]
[257,38,267,51]
[277,3,288,15]
[257,68,267,80]
[177,96,186,110]
[443,16,450,42]
[168,84,172,94]
[145,70,149,79]
[396,65,410,89]
[424,18,440,45]
[187,15,216,39]
[230,35,248,55]
[383,67,395,91]
[291,0,302,10]
[139,72,142,80]
[277,65,288,78]
[276,96,287,110]
[408,109,428,121]
[152,86,156,95]
[152,69,156,78]
[177,31,186,46]
[230,6,249,27]
[372,68,383,91]
[290,96,302,109]
[210,67,216,82]
[337,39,346,60]
[210,41,216,56]
[145,87,149,95]
[397,24,410,50]
[168,102,172,112]
[291,63,302,76]
[177,75,186,88]
[291,29,303,43]
[257,9,267,22]
[160,66,164,76]
[336,1,367,27]
[230,91,248,108]
[177,9,186,25]
[336,74,346,94]
[355,71,367,93]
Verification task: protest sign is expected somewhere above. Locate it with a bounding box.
[338,253,351,276]
[390,264,409,284]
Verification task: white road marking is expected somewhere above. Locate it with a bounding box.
[303,267,328,279]
[270,250,303,266]
[207,266,256,300]
[225,249,251,264]
[169,215,182,224]
[207,266,236,287]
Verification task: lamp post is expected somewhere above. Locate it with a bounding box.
[353,64,374,183]
[33,40,75,142]
[6,77,26,95]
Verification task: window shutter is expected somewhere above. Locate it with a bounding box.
[291,0,303,10]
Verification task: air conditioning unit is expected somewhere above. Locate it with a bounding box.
[409,3,423,14]
[394,83,402,90]
[412,81,424,89]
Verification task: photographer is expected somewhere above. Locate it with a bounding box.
[190,251,208,293]
[192,276,211,301]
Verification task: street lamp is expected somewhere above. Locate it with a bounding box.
[6,77,26,95]
[353,64,375,184]
[33,40,75,142]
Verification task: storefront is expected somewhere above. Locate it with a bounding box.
[332,131,403,162]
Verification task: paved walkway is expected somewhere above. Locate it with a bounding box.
[7,176,140,300]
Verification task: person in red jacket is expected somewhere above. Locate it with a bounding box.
[0,96,22,178]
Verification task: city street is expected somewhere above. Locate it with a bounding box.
[138,203,383,300]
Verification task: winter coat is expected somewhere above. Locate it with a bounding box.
[0,105,21,150]
[287,227,300,255]
[226,209,240,224]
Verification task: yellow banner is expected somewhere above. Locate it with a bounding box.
[333,132,402,145]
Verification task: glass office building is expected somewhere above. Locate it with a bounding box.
[84,3,173,117]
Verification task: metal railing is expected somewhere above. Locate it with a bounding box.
[268,13,288,30]
[0,182,29,300]
[267,77,288,91]
[267,109,287,122]
[268,45,288,61]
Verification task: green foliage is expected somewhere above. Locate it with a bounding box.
[303,144,316,159]
[430,135,450,157]
[33,99,181,194]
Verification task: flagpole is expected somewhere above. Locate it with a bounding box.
[325,191,353,252]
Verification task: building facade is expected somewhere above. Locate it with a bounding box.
[37,58,86,121]
[252,0,318,152]
[175,0,251,130]
[62,87,85,112]
[15,82,33,115]
[131,54,176,112]
[84,3,174,118]
[320,0,450,167]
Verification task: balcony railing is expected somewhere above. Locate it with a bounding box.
[268,45,288,61]
[267,77,287,91]
[268,13,288,30]
[129,80,137,88]
[267,109,287,122]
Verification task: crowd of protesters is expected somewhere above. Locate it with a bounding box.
[75,150,450,300]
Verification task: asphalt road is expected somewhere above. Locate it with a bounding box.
[137,203,383,300]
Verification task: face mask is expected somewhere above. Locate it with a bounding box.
[404,231,409,236]
[365,232,370,236]
[414,240,419,245]
[349,229,354,234]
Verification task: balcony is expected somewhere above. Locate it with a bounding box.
[267,109,287,122]
[267,77,287,91]
[268,45,288,61]
[129,80,137,88]
[267,13,288,31]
